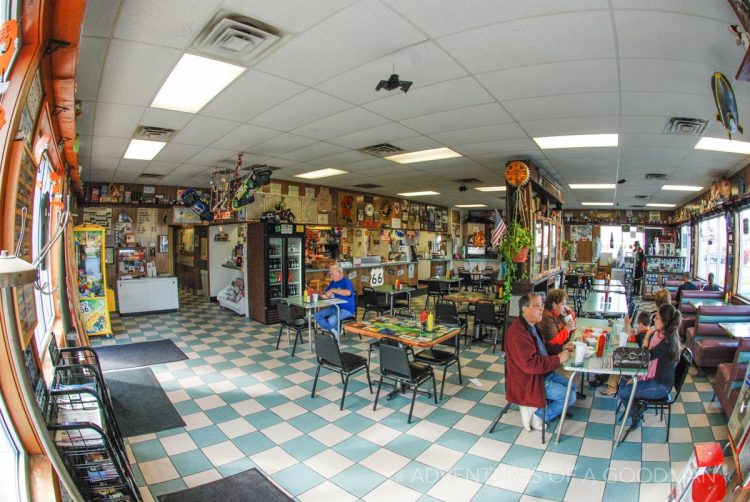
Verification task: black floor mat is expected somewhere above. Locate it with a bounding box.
[95,340,187,371]
[105,367,185,437]
[158,469,292,502]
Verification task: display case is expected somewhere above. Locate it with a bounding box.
[73,224,112,337]
[116,247,146,279]
[645,255,686,273]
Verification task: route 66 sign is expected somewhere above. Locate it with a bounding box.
[370,267,384,287]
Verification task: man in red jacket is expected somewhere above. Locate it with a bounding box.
[505,293,575,430]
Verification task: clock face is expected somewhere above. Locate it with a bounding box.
[505,161,530,187]
[365,203,374,216]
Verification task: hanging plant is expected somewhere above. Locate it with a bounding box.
[499,220,533,284]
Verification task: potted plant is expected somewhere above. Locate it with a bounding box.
[499,221,533,292]
[561,240,574,260]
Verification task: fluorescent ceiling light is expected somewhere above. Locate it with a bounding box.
[475,186,506,192]
[661,185,703,192]
[151,54,245,113]
[570,184,616,189]
[534,134,618,149]
[581,202,614,206]
[294,168,348,179]
[455,204,486,208]
[124,139,166,160]
[695,137,750,154]
[384,147,461,164]
[397,191,440,197]
[646,203,675,208]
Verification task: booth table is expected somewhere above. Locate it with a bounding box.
[590,284,627,294]
[285,296,347,354]
[689,299,729,309]
[581,292,628,317]
[371,285,417,314]
[592,279,623,288]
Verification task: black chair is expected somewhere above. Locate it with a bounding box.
[459,272,474,292]
[473,301,504,352]
[425,279,444,311]
[276,300,308,357]
[373,341,437,423]
[311,331,372,410]
[362,287,389,320]
[436,300,469,346]
[617,347,692,442]
[413,315,463,400]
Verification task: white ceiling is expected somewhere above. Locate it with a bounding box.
[75,0,750,209]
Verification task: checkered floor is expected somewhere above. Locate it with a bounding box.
[92,292,732,502]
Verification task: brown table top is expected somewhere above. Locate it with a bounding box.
[343,316,461,348]
[444,292,503,305]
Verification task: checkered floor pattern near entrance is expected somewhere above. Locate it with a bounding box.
[92,292,733,502]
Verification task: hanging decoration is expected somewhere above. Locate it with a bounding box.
[229,153,273,210]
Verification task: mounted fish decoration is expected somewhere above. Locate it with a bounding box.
[712,71,744,139]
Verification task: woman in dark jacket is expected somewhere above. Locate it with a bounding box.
[616,303,680,429]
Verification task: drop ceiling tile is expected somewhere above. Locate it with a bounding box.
[77,105,95,135]
[455,138,538,156]
[94,103,145,138]
[172,163,210,176]
[155,143,203,163]
[615,11,736,67]
[140,108,194,131]
[363,77,493,121]
[293,107,390,141]
[113,0,222,49]
[222,0,358,34]
[401,104,514,135]
[328,123,420,149]
[316,41,467,105]
[97,40,182,106]
[90,156,119,172]
[255,0,426,85]
[502,92,620,122]
[112,171,140,183]
[76,37,109,101]
[386,0,609,38]
[308,150,373,167]
[389,136,444,153]
[439,11,615,74]
[201,70,306,123]
[252,134,318,156]
[172,117,241,147]
[621,91,712,118]
[81,0,120,37]
[613,0,734,20]
[92,136,129,158]
[187,148,238,166]
[142,161,180,175]
[279,142,348,162]
[252,89,352,132]
[117,159,149,173]
[211,124,281,151]
[520,116,620,137]
[479,58,618,103]
[619,133,699,149]
[619,59,717,95]
[430,123,528,147]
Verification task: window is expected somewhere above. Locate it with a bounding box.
[31,154,55,351]
[0,391,25,502]
[738,209,750,297]
[679,224,691,273]
[600,225,645,259]
[697,215,727,287]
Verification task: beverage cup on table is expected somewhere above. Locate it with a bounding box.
[574,342,586,365]
[312,293,319,303]
[619,332,628,347]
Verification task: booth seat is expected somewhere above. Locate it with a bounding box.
[677,290,726,340]
[712,337,750,416]
[663,280,682,303]
[686,305,750,370]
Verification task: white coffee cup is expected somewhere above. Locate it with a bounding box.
[312,293,319,303]
[563,313,573,324]
[574,342,586,364]
[619,332,628,347]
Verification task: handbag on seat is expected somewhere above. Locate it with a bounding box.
[612,347,649,369]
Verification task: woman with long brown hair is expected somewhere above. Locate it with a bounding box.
[616,303,681,429]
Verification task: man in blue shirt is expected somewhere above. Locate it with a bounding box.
[315,265,356,341]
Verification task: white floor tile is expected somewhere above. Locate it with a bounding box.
[416,444,464,471]
[303,450,354,478]
[261,422,304,444]
[139,457,179,485]
[485,463,534,493]
[362,479,422,502]
[536,451,577,476]
[182,412,213,431]
[308,423,352,447]
[217,417,256,439]
[639,482,671,501]
[298,481,358,502]
[579,438,612,459]
[467,436,512,462]
[159,432,198,456]
[249,446,298,475]
[563,477,605,501]
[182,468,222,488]
[426,472,482,502]
[359,423,402,446]
[230,398,265,416]
[361,448,410,477]
[405,420,449,442]
[607,459,641,482]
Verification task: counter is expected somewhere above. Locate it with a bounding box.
[306,261,416,294]
[417,258,451,280]
[117,276,179,314]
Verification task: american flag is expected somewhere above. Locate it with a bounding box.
[491,209,506,248]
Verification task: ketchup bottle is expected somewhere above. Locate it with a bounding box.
[596,333,606,357]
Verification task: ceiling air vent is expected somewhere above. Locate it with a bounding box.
[353,183,382,189]
[634,195,649,199]
[138,173,164,180]
[193,12,281,64]
[133,126,176,142]
[663,117,708,136]
[644,173,668,180]
[358,143,406,158]
[452,178,482,184]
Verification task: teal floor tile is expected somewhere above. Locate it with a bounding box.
[573,455,609,481]
[279,435,327,461]
[585,422,615,440]
[205,405,242,423]
[691,426,715,442]
[331,436,381,462]
[683,402,706,413]
[641,461,672,483]
[188,425,229,447]
[232,431,276,457]
[393,461,442,493]
[428,408,467,427]
[485,423,521,443]
[272,463,326,496]
[287,412,330,433]
[245,410,284,429]
[130,463,145,486]
[669,414,689,427]
[148,478,188,498]
[603,481,639,501]
[612,442,641,461]
[471,484,521,502]
[467,403,501,420]
[199,372,225,384]
[503,444,544,470]
[186,385,214,399]
[708,412,727,426]
[386,434,432,459]
[435,428,479,452]
[216,458,256,477]
[171,449,213,477]
[547,435,582,455]
[256,393,290,409]
[524,471,569,501]
[130,439,167,463]
[641,426,670,443]
[332,464,387,498]
[334,413,376,434]
[591,398,618,411]
[669,443,695,461]
[452,453,499,483]
[454,387,487,401]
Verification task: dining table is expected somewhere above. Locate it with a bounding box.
[343,315,463,348]
[443,291,503,305]
[688,299,728,309]
[592,279,623,288]
[371,284,417,314]
[581,292,628,317]
[285,296,347,354]
[719,322,750,353]
[590,284,627,294]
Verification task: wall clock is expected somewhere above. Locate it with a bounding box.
[505,160,530,187]
[393,201,400,216]
[364,203,374,217]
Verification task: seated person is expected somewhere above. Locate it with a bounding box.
[675,272,698,304]
[617,303,680,431]
[703,272,721,291]
[537,289,592,355]
[600,310,652,396]
[314,265,355,341]
[505,293,575,431]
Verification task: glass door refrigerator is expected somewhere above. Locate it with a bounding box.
[247,222,306,324]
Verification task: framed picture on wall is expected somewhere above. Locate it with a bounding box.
[27,69,43,125]
[105,247,114,264]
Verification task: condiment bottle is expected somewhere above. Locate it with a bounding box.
[427,312,434,332]
[596,333,606,357]
[303,289,309,303]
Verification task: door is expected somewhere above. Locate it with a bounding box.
[285,236,303,297]
[268,236,284,302]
